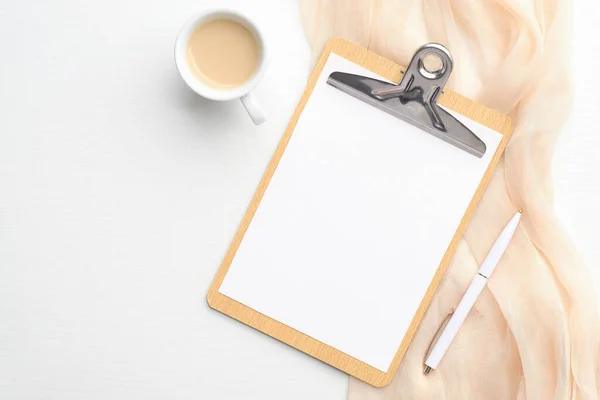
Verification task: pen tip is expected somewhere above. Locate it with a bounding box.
[424,366,432,375]
[518,208,523,214]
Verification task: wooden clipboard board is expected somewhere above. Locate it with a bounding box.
[207,38,514,387]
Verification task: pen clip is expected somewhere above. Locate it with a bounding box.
[424,310,454,363]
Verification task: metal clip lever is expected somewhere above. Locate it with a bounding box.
[326,43,486,158]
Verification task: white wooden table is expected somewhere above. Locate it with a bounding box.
[0,1,598,399]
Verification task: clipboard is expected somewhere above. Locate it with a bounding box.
[207,38,514,387]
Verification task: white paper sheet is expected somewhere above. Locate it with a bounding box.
[219,53,502,372]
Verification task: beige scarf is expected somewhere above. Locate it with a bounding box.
[298,1,600,398]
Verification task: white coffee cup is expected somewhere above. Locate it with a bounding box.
[174,9,268,125]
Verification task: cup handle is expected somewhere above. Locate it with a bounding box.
[240,92,266,125]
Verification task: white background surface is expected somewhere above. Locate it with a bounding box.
[0,1,598,399]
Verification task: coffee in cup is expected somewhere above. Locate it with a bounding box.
[186,18,260,90]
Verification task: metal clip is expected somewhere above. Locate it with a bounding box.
[326,43,487,157]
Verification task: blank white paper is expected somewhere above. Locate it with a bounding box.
[219,53,502,372]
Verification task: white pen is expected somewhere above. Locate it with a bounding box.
[423,209,523,375]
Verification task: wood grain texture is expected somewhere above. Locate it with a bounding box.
[207,38,514,387]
